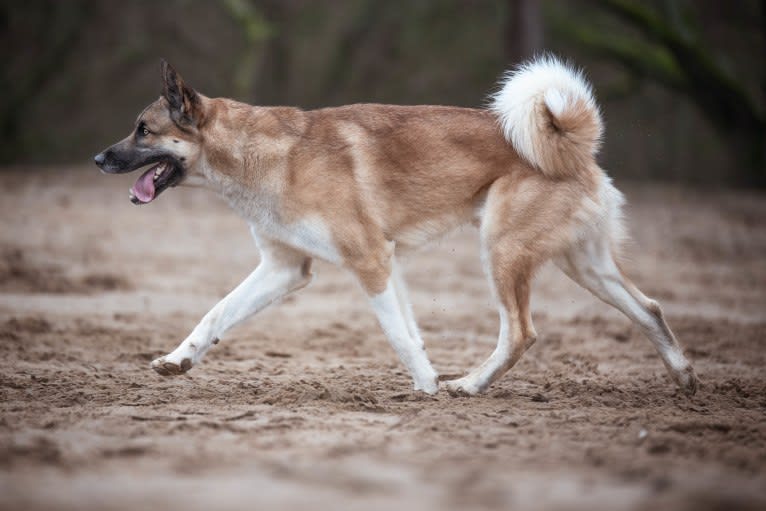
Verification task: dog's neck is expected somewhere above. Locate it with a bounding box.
[196,97,306,218]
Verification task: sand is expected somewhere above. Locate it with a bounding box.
[0,166,764,510]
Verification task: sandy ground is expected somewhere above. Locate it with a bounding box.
[0,166,764,511]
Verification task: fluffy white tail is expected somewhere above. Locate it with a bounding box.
[490,56,602,179]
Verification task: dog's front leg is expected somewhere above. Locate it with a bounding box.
[151,242,312,376]
[367,277,439,394]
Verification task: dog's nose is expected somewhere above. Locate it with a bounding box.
[94,152,106,167]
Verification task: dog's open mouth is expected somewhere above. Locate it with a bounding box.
[129,159,183,205]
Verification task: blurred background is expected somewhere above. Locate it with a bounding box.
[1,0,764,186]
[2,4,766,510]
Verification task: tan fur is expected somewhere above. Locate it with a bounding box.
[540,97,603,180]
[163,97,599,294]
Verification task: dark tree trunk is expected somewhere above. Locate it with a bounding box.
[505,0,543,65]
[256,0,289,106]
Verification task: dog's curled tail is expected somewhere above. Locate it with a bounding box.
[490,56,602,179]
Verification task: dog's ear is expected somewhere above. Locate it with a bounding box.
[160,59,201,127]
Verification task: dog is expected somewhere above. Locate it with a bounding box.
[94,57,698,396]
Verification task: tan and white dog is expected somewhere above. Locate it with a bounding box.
[94,57,698,396]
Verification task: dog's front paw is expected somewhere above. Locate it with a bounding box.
[151,356,192,377]
[412,366,439,395]
[414,376,439,395]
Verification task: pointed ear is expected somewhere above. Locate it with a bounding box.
[160,59,201,127]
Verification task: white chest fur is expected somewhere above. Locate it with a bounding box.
[247,211,343,264]
[205,164,343,264]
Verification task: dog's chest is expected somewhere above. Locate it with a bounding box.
[211,174,342,263]
[246,207,343,264]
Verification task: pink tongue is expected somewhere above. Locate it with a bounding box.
[132,167,156,203]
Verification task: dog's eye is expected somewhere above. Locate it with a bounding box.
[137,123,150,137]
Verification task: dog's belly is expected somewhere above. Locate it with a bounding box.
[392,206,475,250]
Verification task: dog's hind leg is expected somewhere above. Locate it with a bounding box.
[151,237,312,376]
[444,176,547,396]
[443,251,538,396]
[553,234,699,395]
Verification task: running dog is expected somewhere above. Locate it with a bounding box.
[94,58,699,396]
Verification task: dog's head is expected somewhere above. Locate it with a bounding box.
[94,60,205,205]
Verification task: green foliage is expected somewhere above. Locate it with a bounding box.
[552,0,765,185]
[0,0,92,162]
[0,0,762,186]
[221,0,274,102]
[222,0,273,43]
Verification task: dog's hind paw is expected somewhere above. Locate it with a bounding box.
[673,365,700,397]
[151,356,192,377]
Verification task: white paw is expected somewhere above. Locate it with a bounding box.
[413,372,439,395]
[414,381,439,395]
[443,377,482,397]
[151,355,193,376]
[672,364,699,396]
